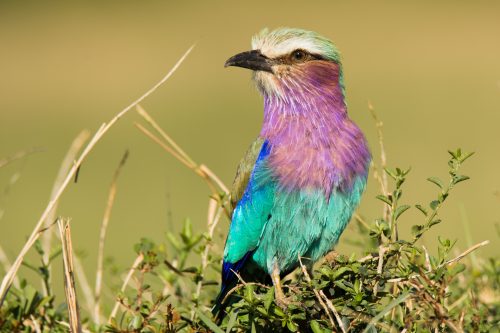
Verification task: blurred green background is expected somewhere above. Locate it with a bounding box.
[0,0,499,288]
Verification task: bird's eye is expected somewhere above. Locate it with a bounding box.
[291,50,307,61]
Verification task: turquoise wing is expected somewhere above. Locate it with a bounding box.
[214,139,274,310]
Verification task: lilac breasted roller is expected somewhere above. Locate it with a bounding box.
[213,28,371,315]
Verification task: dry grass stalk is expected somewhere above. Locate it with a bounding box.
[135,105,229,197]
[41,130,91,296]
[0,45,194,307]
[108,253,144,322]
[94,150,129,324]
[73,256,96,315]
[0,147,44,169]
[192,198,224,318]
[0,246,19,289]
[58,218,82,333]
[136,104,196,167]
[368,102,390,223]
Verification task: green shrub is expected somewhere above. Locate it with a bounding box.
[3,148,497,333]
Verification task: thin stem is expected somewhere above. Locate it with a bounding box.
[41,130,90,296]
[94,150,129,325]
[0,44,194,307]
[108,253,144,322]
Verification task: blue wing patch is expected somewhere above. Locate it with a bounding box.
[213,140,273,316]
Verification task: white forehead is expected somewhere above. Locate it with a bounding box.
[252,28,325,59]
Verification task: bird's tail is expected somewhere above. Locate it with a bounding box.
[211,284,236,324]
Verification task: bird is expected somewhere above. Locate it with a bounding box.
[213,27,371,317]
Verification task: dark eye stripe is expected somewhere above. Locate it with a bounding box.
[309,53,327,61]
[271,51,330,65]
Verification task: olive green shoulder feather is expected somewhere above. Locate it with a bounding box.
[230,137,265,212]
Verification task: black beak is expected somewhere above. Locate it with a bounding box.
[224,50,273,73]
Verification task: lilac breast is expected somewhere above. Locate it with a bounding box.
[259,61,370,196]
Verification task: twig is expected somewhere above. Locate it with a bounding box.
[30,315,42,333]
[387,240,490,283]
[221,282,269,305]
[58,218,82,333]
[422,245,432,272]
[437,240,489,269]
[94,150,129,324]
[373,246,387,296]
[0,44,194,307]
[445,319,464,333]
[198,164,229,197]
[41,130,91,296]
[108,253,144,322]
[319,289,346,333]
[57,321,91,333]
[298,256,341,332]
[192,199,223,319]
[358,254,374,263]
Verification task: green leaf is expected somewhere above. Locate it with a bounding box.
[226,311,238,333]
[448,263,466,276]
[384,168,397,180]
[310,320,324,333]
[411,225,424,236]
[429,219,441,227]
[362,292,410,333]
[287,320,298,332]
[195,309,225,333]
[331,266,350,280]
[438,192,449,202]
[263,287,274,311]
[394,205,411,220]
[415,204,428,216]
[181,267,198,274]
[130,314,143,330]
[460,151,474,162]
[244,284,254,303]
[34,239,44,256]
[453,175,470,184]
[427,177,444,189]
[180,218,195,245]
[376,194,392,206]
[430,200,439,210]
[165,232,181,250]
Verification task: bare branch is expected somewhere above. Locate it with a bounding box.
[298,256,341,332]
